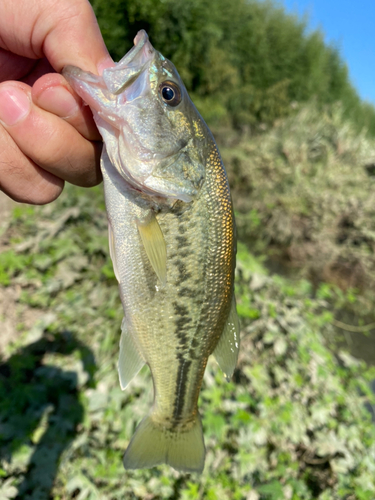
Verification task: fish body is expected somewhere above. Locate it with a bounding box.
[63,30,239,474]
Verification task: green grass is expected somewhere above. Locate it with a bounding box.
[1,181,375,499]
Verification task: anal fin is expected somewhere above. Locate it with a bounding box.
[213,296,240,381]
[136,212,167,285]
[118,318,145,390]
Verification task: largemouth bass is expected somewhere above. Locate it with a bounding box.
[63,30,239,474]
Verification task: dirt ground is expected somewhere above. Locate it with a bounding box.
[0,192,43,355]
[0,191,17,231]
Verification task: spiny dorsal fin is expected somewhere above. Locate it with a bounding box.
[118,318,145,390]
[136,212,167,285]
[213,296,240,381]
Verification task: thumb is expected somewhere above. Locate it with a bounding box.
[40,0,114,73]
[1,0,113,74]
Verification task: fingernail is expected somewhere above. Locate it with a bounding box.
[38,85,79,118]
[0,86,30,126]
[97,56,115,75]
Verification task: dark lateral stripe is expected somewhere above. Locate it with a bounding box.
[172,219,195,425]
[172,357,192,422]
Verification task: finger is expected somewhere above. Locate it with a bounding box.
[0,125,64,205]
[32,73,101,141]
[0,48,36,82]
[1,0,114,74]
[22,58,55,86]
[41,0,115,73]
[0,81,102,188]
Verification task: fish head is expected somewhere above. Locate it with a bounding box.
[63,30,208,202]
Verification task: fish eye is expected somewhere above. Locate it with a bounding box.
[159,81,181,107]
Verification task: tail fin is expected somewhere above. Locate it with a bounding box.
[123,414,205,473]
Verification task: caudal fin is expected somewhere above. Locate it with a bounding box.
[123,414,205,473]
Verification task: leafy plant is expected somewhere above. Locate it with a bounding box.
[1,184,375,499]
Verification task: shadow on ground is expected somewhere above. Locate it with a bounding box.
[0,331,96,499]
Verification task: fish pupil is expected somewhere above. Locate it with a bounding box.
[162,86,175,101]
[159,81,182,106]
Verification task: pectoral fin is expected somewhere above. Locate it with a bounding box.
[213,297,240,381]
[136,212,167,285]
[108,222,120,282]
[118,318,145,390]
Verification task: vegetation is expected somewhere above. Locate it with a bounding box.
[1,0,375,498]
[1,186,375,499]
[90,0,375,134]
[223,103,375,304]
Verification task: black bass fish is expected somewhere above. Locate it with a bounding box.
[63,30,239,474]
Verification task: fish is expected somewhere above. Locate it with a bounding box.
[63,30,239,474]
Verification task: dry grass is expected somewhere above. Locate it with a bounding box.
[222,103,375,299]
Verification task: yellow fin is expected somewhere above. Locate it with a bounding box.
[118,318,145,390]
[213,296,240,381]
[123,414,205,473]
[108,222,120,282]
[136,212,167,285]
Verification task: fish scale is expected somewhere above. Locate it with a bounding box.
[63,30,239,473]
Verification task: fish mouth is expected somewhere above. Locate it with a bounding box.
[102,30,155,95]
[63,30,155,106]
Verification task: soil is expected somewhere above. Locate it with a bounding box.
[0,192,43,356]
[0,191,17,233]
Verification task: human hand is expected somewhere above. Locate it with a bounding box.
[0,0,113,204]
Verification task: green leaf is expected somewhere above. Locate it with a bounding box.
[257,481,284,500]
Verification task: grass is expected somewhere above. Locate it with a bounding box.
[1,163,375,499]
[222,103,375,303]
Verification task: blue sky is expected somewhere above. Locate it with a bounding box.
[281,0,375,105]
